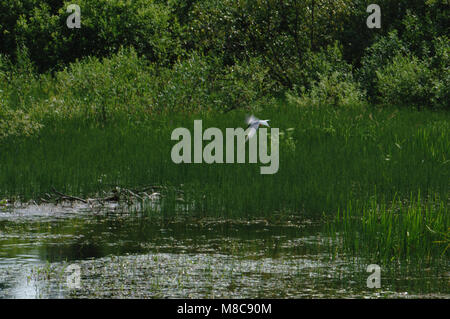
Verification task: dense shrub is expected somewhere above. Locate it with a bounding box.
[0,106,42,140]
[358,31,408,100]
[0,47,47,111]
[401,3,450,59]
[0,0,448,113]
[0,48,278,124]
[150,53,277,113]
[287,72,365,108]
[376,54,434,108]
[337,0,448,64]
[429,36,450,109]
[40,47,157,122]
[1,0,183,71]
[216,56,278,112]
[0,51,43,138]
[0,0,39,58]
[185,0,355,87]
[294,42,353,91]
[153,53,220,113]
[359,30,449,108]
[430,36,450,73]
[285,42,364,108]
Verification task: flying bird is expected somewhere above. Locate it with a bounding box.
[245,115,270,141]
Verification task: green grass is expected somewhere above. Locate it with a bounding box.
[2,102,448,210]
[1,101,448,260]
[329,194,448,261]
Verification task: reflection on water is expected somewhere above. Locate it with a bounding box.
[0,203,448,298]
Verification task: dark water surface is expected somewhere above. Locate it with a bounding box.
[0,203,448,298]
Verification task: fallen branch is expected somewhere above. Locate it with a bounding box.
[43,185,167,206]
[51,187,88,203]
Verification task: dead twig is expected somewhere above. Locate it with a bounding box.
[51,187,88,203]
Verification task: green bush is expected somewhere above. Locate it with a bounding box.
[429,36,449,109]
[358,31,408,100]
[0,107,43,141]
[154,53,277,113]
[376,54,434,108]
[1,48,278,125]
[1,0,447,118]
[153,53,220,113]
[2,0,183,71]
[294,42,353,91]
[215,56,278,112]
[401,2,450,59]
[184,0,248,64]
[0,0,41,58]
[41,47,156,122]
[0,47,48,111]
[430,36,450,73]
[430,72,449,110]
[286,43,364,108]
[186,0,354,87]
[287,71,365,108]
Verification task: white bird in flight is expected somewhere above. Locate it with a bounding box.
[245,115,270,141]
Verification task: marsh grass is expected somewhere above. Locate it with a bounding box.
[1,101,448,259]
[329,194,449,261]
[1,102,448,212]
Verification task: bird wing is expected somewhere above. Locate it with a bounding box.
[245,121,260,140]
[245,115,259,126]
[245,127,257,141]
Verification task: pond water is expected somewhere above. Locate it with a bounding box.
[0,203,448,298]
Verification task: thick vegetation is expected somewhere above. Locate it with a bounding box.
[0,1,448,130]
[0,1,448,260]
